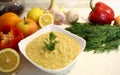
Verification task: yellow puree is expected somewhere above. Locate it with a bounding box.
[26,32,80,69]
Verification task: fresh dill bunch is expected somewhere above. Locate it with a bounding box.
[66,22,120,53]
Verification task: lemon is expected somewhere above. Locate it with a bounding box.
[27,7,45,23]
[39,13,54,28]
[0,48,20,72]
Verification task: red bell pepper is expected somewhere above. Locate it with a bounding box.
[88,0,115,24]
[0,25,24,51]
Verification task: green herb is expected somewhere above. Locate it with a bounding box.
[44,32,59,51]
[66,22,120,53]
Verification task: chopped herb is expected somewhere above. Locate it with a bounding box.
[44,32,59,51]
[66,22,120,53]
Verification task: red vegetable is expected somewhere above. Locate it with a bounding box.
[0,25,24,50]
[88,0,115,24]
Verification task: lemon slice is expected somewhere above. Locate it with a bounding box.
[39,13,54,28]
[0,48,20,72]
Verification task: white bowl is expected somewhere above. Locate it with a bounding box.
[18,24,86,75]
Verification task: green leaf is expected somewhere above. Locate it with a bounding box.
[44,32,59,51]
[49,32,57,41]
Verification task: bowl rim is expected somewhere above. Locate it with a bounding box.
[18,24,86,73]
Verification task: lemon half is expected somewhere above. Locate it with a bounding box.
[0,48,20,72]
[39,13,54,28]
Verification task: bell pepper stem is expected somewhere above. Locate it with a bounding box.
[90,0,94,11]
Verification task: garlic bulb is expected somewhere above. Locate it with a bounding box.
[66,9,79,23]
[48,0,65,25]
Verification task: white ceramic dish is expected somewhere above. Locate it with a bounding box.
[18,24,86,75]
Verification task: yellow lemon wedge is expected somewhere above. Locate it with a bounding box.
[0,48,20,72]
[39,13,54,28]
